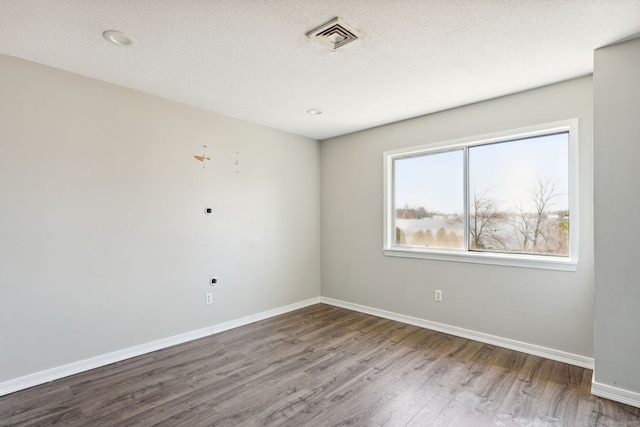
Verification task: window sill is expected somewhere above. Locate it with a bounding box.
[383,247,578,271]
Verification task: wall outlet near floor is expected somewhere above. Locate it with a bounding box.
[205,293,213,305]
[434,290,443,302]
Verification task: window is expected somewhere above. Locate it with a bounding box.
[383,119,578,271]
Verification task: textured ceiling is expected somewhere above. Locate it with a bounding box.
[1,1,640,140]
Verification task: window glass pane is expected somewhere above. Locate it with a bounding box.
[468,132,569,256]
[394,150,464,249]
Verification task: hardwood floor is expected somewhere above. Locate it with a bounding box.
[1,304,639,426]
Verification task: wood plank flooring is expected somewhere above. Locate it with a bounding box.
[1,304,639,426]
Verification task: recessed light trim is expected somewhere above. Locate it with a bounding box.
[103,30,136,47]
[307,108,322,115]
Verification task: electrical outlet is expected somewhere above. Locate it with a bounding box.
[205,293,213,305]
[434,290,443,302]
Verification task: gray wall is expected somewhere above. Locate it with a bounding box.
[0,55,321,382]
[321,77,594,358]
[594,37,640,394]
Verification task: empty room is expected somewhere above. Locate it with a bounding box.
[1,1,640,426]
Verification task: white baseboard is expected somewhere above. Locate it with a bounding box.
[209,297,322,334]
[0,297,321,397]
[320,297,594,369]
[592,375,640,408]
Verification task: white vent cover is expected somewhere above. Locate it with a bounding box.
[307,17,361,50]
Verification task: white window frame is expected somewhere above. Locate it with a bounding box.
[383,119,579,271]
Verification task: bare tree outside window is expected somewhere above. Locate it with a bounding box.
[508,178,567,255]
[470,188,502,250]
[470,180,568,255]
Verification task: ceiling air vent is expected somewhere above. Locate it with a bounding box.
[307,17,361,50]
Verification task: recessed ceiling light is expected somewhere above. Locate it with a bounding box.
[103,30,136,47]
[307,108,322,115]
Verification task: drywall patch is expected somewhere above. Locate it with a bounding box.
[194,145,212,168]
